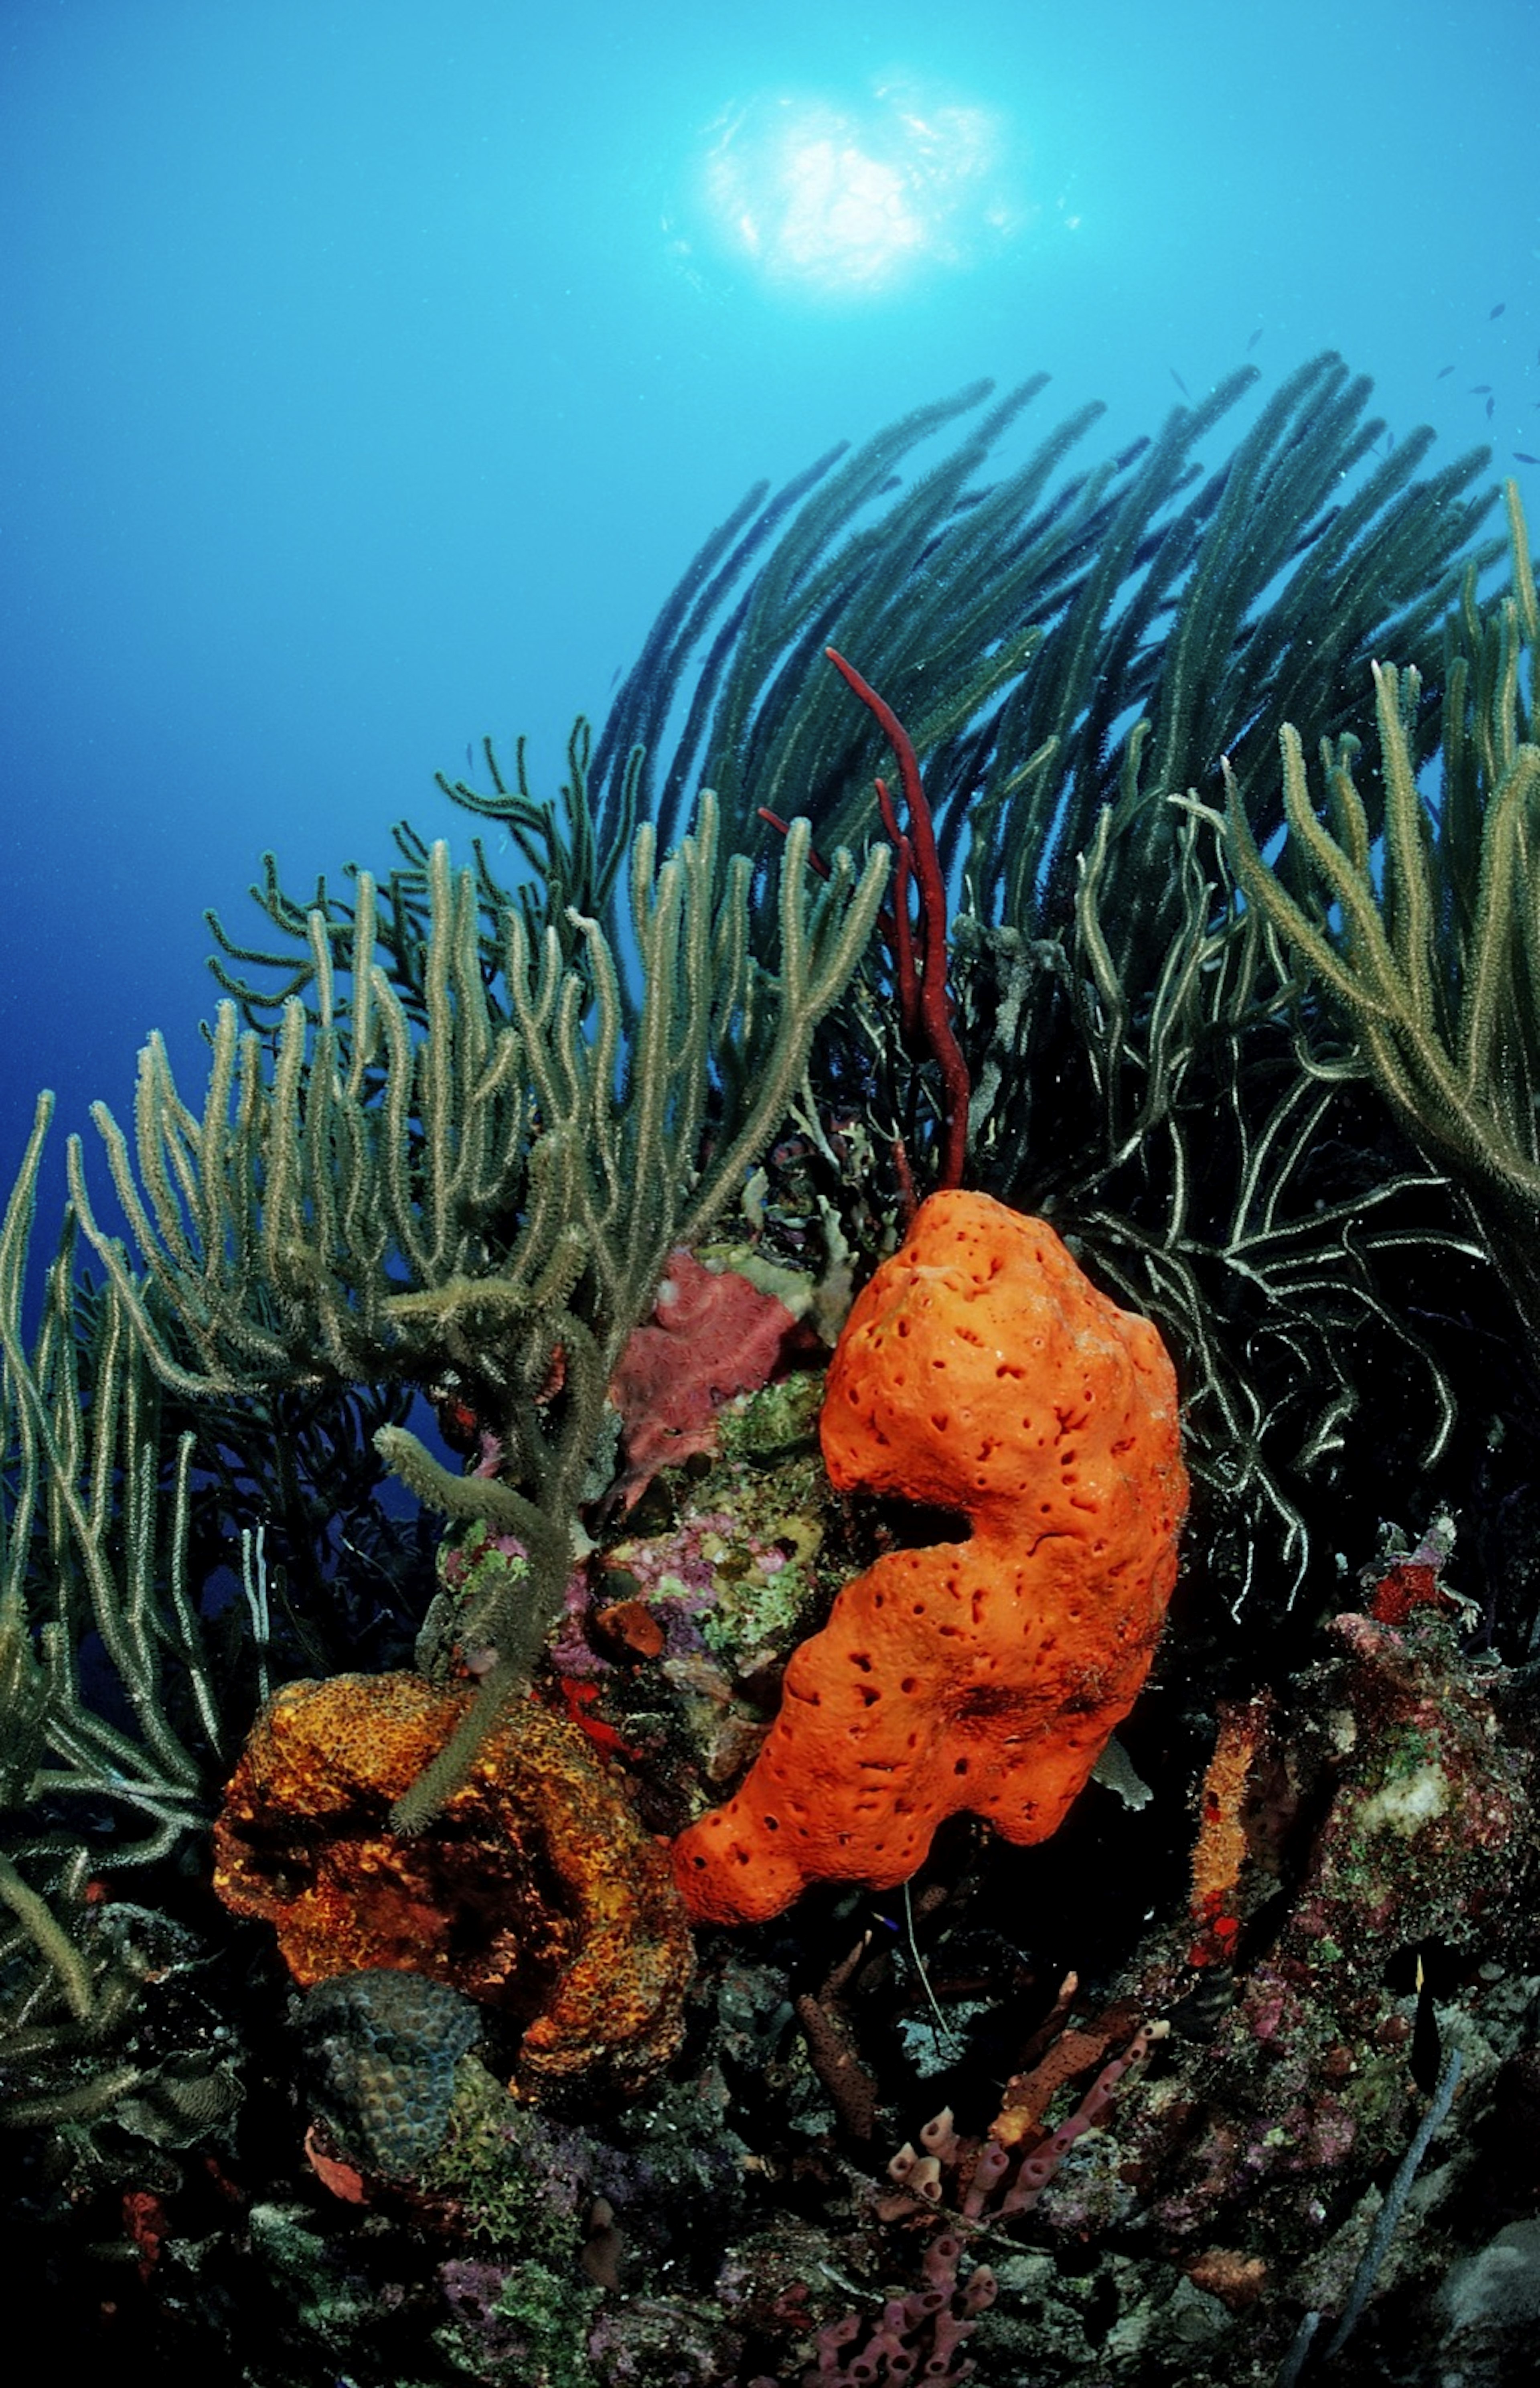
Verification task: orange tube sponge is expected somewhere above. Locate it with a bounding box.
[672,1190,1187,1924]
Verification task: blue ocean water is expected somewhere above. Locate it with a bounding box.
[2,0,1536,1235]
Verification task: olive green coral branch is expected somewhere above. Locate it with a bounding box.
[377,799,887,1831]
[965,791,1479,1609]
[0,1094,236,2120]
[65,795,886,1830]
[1226,579,1540,1329]
[1219,483,1540,1342]
[2,1103,216,1802]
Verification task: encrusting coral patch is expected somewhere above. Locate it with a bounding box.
[213,1670,692,2094]
[608,1247,804,1505]
[297,1968,483,2178]
[672,1189,1188,1924]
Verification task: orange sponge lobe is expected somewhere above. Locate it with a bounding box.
[672,1190,1187,1924]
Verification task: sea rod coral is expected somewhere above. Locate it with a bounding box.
[1225,481,1540,1341]
[67,798,887,1832]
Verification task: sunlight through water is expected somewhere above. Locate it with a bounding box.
[696,77,1023,296]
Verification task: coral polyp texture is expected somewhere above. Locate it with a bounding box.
[298,1969,482,2178]
[672,1189,1188,1923]
[213,1671,691,2093]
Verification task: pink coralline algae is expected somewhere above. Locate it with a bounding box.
[1127,1589,1537,2249]
[610,1250,804,1505]
[1293,1604,1531,1957]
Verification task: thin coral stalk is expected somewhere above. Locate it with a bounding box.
[826,647,971,1187]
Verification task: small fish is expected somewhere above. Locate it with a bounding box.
[1515,452,1540,465]
[1487,397,1496,420]
[1436,364,1454,378]
[1470,383,1493,393]
[1170,367,1190,397]
[1490,301,1506,317]
[1245,327,1263,351]
[1410,1950,1442,2096]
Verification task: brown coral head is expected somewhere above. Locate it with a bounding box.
[214,1670,692,2095]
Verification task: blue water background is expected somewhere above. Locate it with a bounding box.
[2,0,1536,1243]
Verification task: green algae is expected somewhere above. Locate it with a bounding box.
[716,1372,824,1463]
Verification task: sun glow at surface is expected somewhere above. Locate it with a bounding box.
[698,78,1023,296]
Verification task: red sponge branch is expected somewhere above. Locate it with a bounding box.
[825,647,970,1189]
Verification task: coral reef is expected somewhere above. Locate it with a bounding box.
[674,1190,1186,1923]
[71,795,888,1836]
[213,1672,692,2093]
[11,369,1540,2388]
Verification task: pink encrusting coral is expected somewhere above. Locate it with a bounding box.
[609,1249,802,1505]
[672,1190,1188,1925]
